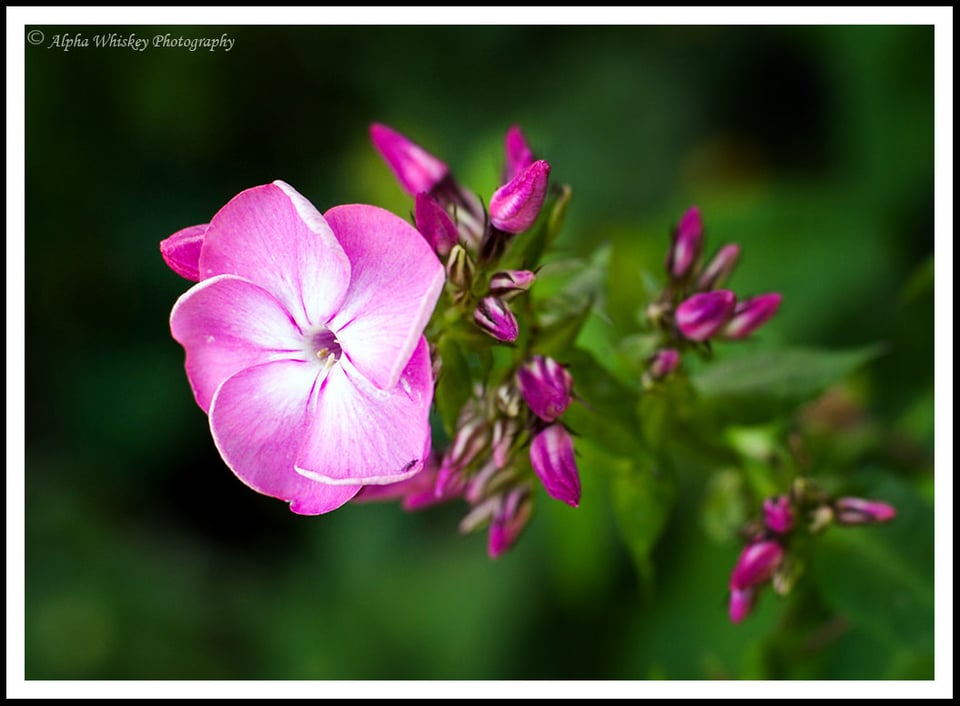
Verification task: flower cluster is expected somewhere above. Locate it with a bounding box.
[728,480,897,623]
[371,123,551,343]
[643,206,782,387]
[360,124,581,557]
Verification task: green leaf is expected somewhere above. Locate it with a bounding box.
[434,334,472,437]
[692,344,885,423]
[808,473,934,654]
[607,449,675,582]
[562,346,645,459]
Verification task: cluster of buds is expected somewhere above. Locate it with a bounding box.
[371,123,552,343]
[365,123,580,558]
[728,480,897,623]
[643,206,782,385]
[357,355,581,558]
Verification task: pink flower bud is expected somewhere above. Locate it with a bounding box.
[728,587,757,624]
[474,296,519,343]
[648,348,681,380]
[834,497,897,525]
[697,243,741,291]
[489,269,537,299]
[503,124,535,184]
[441,417,490,479]
[488,159,551,234]
[517,355,574,422]
[370,123,449,196]
[730,539,784,590]
[721,293,783,340]
[529,424,581,508]
[675,290,737,341]
[763,495,795,534]
[414,193,459,257]
[160,223,207,282]
[491,417,520,469]
[445,244,476,293]
[666,206,704,279]
[488,485,534,558]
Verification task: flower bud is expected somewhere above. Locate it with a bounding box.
[721,293,783,340]
[442,417,490,479]
[160,223,207,282]
[675,290,737,341]
[729,539,784,590]
[834,497,897,525]
[728,587,757,624]
[488,484,534,558]
[763,495,795,534]
[370,123,449,196]
[697,243,741,291]
[415,193,459,257]
[517,355,573,422]
[503,125,535,184]
[647,348,681,381]
[491,417,520,469]
[488,269,536,300]
[474,296,519,343]
[488,159,551,234]
[445,243,475,293]
[529,424,581,508]
[666,206,704,280]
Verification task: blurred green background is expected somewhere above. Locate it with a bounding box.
[24,24,936,680]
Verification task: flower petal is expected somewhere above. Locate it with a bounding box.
[160,223,207,281]
[208,360,361,514]
[198,181,351,330]
[295,337,433,485]
[324,204,444,390]
[170,275,305,412]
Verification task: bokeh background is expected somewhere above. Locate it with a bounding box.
[23,23,937,681]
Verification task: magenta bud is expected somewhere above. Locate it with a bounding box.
[834,497,897,525]
[503,124,535,184]
[666,206,704,279]
[729,539,784,590]
[763,495,795,534]
[488,485,534,558]
[722,293,783,340]
[442,417,490,479]
[489,269,537,299]
[370,123,449,196]
[414,193,459,257]
[474,296,519,343]
[488,159,551,234]
[697,243,741,291]
[530,424,581,508]
[517,355,574,422]
[729,587,757,624]
[491,417,519,469]
[648,348,681,381]
[675,290,737,341]
[160,223,207,282]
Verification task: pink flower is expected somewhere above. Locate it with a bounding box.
[474,296,519,342]
[721,293,783,340]
[729,539,784,590]
[160,224,207,282]
[834,497,897,525]
[369,123,449,196]
[488,159,551,234]
[530,424,581,508]
[503,124,535,184]
[763,495,795,534]
[354,452,461,511]
[666,206,704,280]
[164,181,444,514]
[728,587,757,624]
[487,484,534,558]
[697,243,740,291]
[647,348,681,381]
[675,290,737,341]
[517,355,573,422]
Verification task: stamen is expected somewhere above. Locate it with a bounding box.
[316,347,329,359]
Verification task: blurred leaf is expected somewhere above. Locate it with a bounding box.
[692,344,885,423]
[700,469,749,545]
[562,347,645,459]
[434,334,472,437]
[611,460,676,583]
[809,473,933,657]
